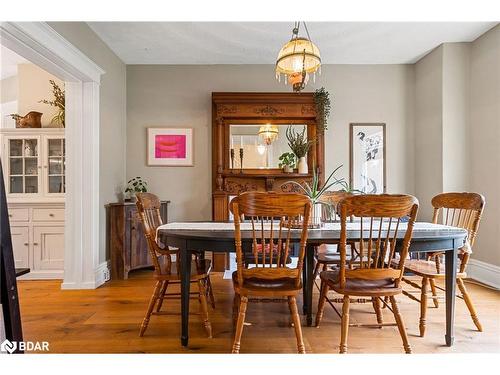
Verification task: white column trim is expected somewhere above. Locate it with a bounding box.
[1,22,105,289]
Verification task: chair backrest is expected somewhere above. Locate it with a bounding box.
[431,192,485,271]
[337,194,419,288]
[230,192,312,288]
[136,192,176,275]
[319,191,353,221]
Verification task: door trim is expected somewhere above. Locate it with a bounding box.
[1,22,104,289]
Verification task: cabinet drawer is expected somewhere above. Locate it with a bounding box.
[8,208,29,222]
[33,208,65,221]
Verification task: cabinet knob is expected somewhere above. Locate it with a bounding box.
[8,214,12,217]
[24,242,28,246]
[49,213,55,217]
[34,242,39,246]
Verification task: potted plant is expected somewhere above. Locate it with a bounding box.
[286,165,346,228]
[125,177,148,202]
[286,125,315,174]
[278,152,296,173]
[39,80,65,127]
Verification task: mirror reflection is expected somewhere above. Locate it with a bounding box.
[229,124,307,169]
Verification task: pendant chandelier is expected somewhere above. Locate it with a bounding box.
[275,21,321,92]
[258,123,279,145]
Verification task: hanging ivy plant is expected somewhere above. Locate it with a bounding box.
[313,87,332,134]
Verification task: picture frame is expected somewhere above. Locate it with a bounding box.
[147,127,194,166]
[349,123,386,194]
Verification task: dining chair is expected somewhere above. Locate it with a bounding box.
[399,192,485,337]
[135,192,214,338]
[230,191,312,354]
[316,194,419,354]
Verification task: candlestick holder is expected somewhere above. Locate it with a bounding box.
[239,147,244,174]
[230,148,235,172]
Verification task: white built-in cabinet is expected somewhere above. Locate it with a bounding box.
[1,128,65,279]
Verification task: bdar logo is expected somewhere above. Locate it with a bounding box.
[1,339,17,354]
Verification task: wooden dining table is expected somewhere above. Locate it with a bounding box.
[157,221,468,348]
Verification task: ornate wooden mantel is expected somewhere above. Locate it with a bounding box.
[211,93,325,236]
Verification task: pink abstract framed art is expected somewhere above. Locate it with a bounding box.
[147,128,194,166]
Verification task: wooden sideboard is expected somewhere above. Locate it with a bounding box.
[106,200,169,279]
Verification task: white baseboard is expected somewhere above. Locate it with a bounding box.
[17,270,63,280]
[94,260,111,288]
[61,260,110,290]
[467,259,500,289]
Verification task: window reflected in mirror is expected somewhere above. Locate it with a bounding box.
[229,124,307,169]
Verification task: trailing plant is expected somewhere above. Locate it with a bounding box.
[125,177,148,195]
[39,80,65,127]
[313,87,331,134]
[278,152,296,169]
[286,125,315,159]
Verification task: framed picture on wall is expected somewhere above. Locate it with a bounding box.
[147,127,194,166]
[349,123,386,194]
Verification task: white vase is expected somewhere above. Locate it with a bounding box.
[298,157,308,174]
[283,165,293,173]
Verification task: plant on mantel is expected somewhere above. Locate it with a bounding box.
[278,152,296,173]
[313,87,332,134]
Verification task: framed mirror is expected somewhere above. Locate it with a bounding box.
[228,123,308,170]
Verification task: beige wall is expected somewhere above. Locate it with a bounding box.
[442,43,471,193]
[17,63,64,127]
[48,22,127,263]
[469,25,500,266]
[0,75,17,103]
[127,64,415,222]
[415,46,444,220]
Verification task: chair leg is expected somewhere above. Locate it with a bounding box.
[419,277,428,337]
[139,280,162,337]
[382,296,389,309]
[197,280,212,338]
[390,295,412,353]
[372,297,383,326]
[288,296,306,354]
[315,280,330,327]
[429,279,439,308]
[232,293,241,327]
[339,295,350,354]
[206,276,216,309]
[457,278,483,332]
[155,280,169,312]
[232,296,248,354]
[312,261,321,282]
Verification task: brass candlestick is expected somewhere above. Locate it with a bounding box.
[230,148,235,172]
[239,147,244,173]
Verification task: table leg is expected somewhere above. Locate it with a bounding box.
[445,245,457,346]
[303,244,314,326]
[180,240,192,347]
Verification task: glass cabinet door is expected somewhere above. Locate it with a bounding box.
[8,138,39,194]
[46,138,65,194]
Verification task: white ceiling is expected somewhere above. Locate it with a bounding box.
[87,22,497,65]
[0,45,28,80]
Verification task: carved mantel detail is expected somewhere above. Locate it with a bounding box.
[225,180,259,195]
[301,104,315,116]
[217,105,238,115]
[254,105,284,117]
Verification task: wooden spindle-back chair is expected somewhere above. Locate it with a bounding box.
[230,192,312,354]
[136,192,214,338]
[400,192,485,336]
[316,194,419,354]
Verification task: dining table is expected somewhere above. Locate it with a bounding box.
[157,221,468,348]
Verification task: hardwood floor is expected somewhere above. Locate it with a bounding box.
[17,271,500,353]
